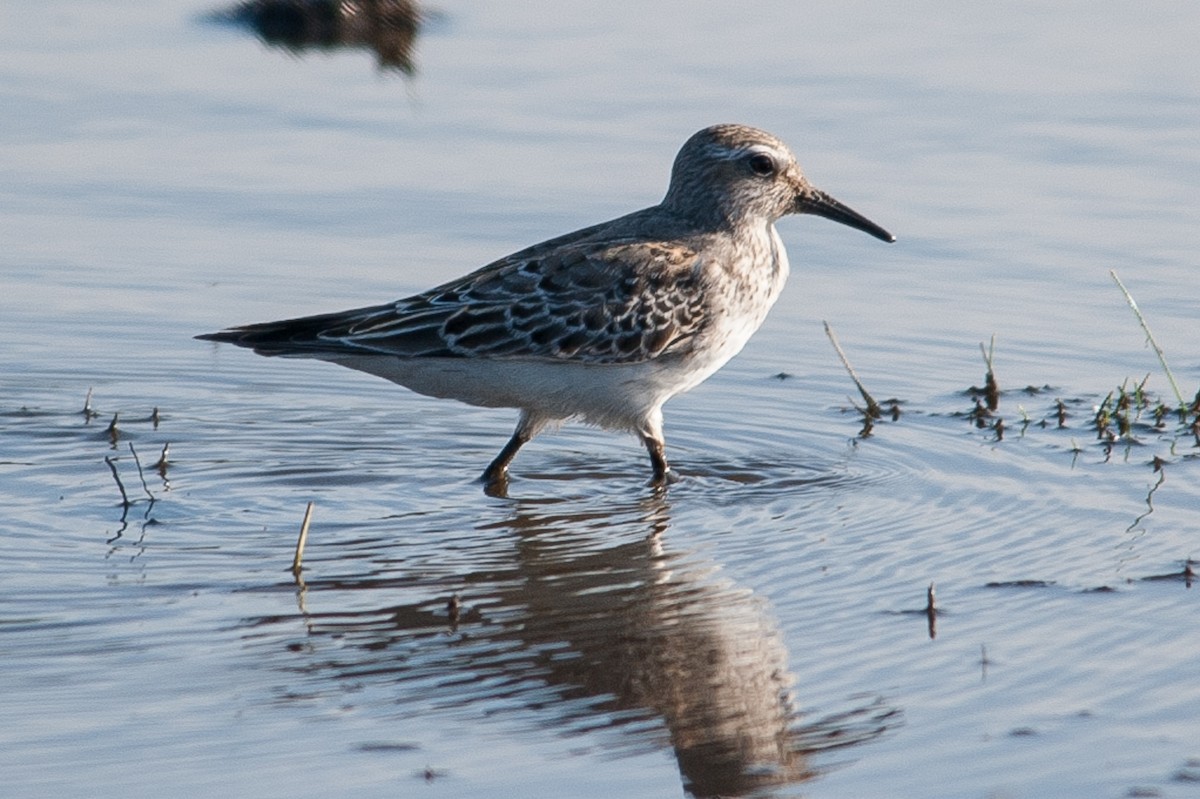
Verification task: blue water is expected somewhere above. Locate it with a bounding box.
[2,2,1199,797]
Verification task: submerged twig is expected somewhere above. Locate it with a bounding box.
[823,321,882,419]
[81,387,98,420]
[925,582,937,640]
[291,501,315,575]
[1110,270,1185,408]
[155,443,171,472]
[128,443,155,502]
[104,456,132,509]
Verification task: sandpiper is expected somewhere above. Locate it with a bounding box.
[198,124,894,491]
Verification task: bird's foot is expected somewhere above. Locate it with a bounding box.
[479,467,511,498]
[648,468,681,491]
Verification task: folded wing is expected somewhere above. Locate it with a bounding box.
[198,239,708,365]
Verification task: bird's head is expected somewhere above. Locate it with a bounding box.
[664,124,895,243]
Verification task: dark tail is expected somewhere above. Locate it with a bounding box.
[195,304,395,357]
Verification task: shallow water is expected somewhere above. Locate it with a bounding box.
[3,1,1199,797]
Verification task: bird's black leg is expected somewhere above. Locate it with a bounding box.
[639,411,676,488]
[641,432,673,487]
[481,430,527,488]
[480,413,544,494]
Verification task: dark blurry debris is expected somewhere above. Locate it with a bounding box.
[925,582,937,640]
[1055,399,1068,427]
[979,644,990,681]
[1100,430,1117,462]
[1173,762,1200,783]
[418,766,448,782]
[993,418,1005,441]
[968,397,990,428]
[107,412,120,446]
[1008,726,1038,737]
[984,580,1055,589]
[888,400,901,422]
[213,0,425,74]
[772,371,793,381]
[446,593,461,630]
[151,406,161,429]
[1141,559,1196,589]
[984,578,1132,590]
[355,741,420,753]
[291,501,315,575]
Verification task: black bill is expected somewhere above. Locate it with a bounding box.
[796,187,896,243]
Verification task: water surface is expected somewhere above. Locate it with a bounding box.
[2,2,1199,797]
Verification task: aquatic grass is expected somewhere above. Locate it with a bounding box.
[932,274,1200,465]
[979,334,999,412]
[823,320,883,431]
[292,501,315,576]
[81,387,99,420]
[1110,270,1187,413]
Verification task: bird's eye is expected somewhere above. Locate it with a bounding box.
[748,153,775,176]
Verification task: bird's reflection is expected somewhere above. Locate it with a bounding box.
[212,0,424,74]
[246,495,897,796]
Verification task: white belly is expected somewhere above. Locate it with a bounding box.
[326,353,694,432]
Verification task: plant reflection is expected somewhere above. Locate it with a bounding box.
[213,0,424,74]
[247,496,897,796]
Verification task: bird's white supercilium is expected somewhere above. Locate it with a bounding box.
[198,124,895,493]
